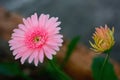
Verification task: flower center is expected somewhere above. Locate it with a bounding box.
[25,28,48,49]
[34,36,41,43]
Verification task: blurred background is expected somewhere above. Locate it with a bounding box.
[1,0,120,61]
[0,0,120,80]
[0,0,120,60]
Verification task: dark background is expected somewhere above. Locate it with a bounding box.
[0,0,120,62]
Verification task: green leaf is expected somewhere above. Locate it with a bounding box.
[0,62,21,76]
[91,56,118,80]
[61,36,80,68]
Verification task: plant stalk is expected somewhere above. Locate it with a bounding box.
[99,52,110,80]
[48,60,72,80]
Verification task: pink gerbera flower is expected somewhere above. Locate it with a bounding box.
[9,13,63,66]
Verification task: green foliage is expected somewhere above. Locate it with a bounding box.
[0,62,21,76]
[91,56,118,80]
[0,62,32,80]
[61,36,80,67]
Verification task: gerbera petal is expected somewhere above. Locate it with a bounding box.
[12,33,25,37]
[51,22,61,28]
[13,50,18,56]
[13,46,28,56]
[39,49,44,63]
[43,46,53,59]
[28,50,38,64]
[39,14,49,27]
[28,52,35,63]
[34,50,39,66]
[48,34,63,39]
[45,17,58,28]
[18,24,27,31]
[15,48,29,60]
[15,53,22,60]
[46,41,62,46]
[45,45,56,55]
[20,49,33,64]
[31,13,38,27]
[23,18,30,29]
[48,45,60,51]
[10,43,25,50]
[48,27,61,35]
[44,52,53,60]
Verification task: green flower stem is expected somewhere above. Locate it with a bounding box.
[48,60,72,80]
[100,52,110,80]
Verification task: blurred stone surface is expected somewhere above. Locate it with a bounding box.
[0,8,120,80]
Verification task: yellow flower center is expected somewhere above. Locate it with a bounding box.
[34,36,41,43]
[101,41,107,48]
